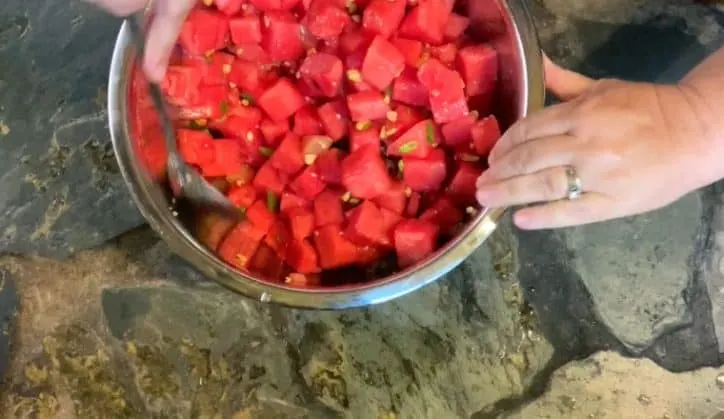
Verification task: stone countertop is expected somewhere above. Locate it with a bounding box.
[1,0,724,417]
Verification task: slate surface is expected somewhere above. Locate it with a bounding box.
[0,0,145,259]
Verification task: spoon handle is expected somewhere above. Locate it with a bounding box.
[124,16,182,168]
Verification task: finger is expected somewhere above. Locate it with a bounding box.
[87,0,148,16]
[476,166,571,208]
[513,193,611,230]
[143,0,195,83]
[543,53,595,102]
[488,101,577,163]
[483,135,576,183]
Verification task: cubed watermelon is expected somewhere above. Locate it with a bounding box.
[441,113,477,147]
[350,123,381,152]
[229,16,262,45]
[306,0,350,40]
[287,239,321,273]
[398,0,451,45]
[361,36,405,90]
[403,148,447,192]
[264,220,292,260]
[456,44,498,98]
[228,184,258,209]
[418,58,469,124]
[314,148,344,185]
[314,188,345,226]
[444,13,469,41]
[420,197,463,232]
[387,119,437,158]
[341,145,392,199]
[471,115,501,157]
[251,242,287,280]
[261,12,305,62]
[314,224,361,269]
[258,78,305,122]
[290,166,327,200]
[373,181,407,214]
[362,0,406,38]
[293,106,323,136]
[254,160,288,195]
[247,199,277,234]
[391,67,428,107]
[447,162,483,205]
[202,139,245,177]
[406,190,421,217]
[347,90,390,121]
[179,9,230,56]
[346,201,391,246]
[215,0,245,15]
[161,66,203,106]
[181,52,234,86]
[280,191,311,212]
[177,129,215,166]
[393,219,439,267]
[218,221,266,269]
[299,53,344,98]
[270,132,305,175]
[286,206,316,239]
[317,100,350,140]
[260,117,290,146]
[210,106,264,138]
[196,211,236,251]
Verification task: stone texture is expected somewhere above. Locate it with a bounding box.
[0,269,17,384]
[0,0,145,259]
[512,351,724,418]
[529,0,724,355]
[0,228,554,418]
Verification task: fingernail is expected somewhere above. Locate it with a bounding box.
[513,211,533,229]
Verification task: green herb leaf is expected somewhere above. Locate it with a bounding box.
[425,122,436,145]
[259,146,273,157]
[266,190,279,212]
[398,141,418,154]
[219,100,229,115]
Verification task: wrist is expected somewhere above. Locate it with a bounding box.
[669,82,724,190]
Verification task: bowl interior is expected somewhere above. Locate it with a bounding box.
[108,0,543,308]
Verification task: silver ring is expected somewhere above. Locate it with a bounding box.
[565,166,583,200]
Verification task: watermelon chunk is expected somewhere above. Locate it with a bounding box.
[398,0,451,45]
[261,12,305,62]
[287,239,322,273]
[447,162,483,205]
[350,123,381,152]
[286,206,316,239]
[314,224,361,269]
[181,53,234,86]
[362,0,406,38]
[215,0,245,15]
[420,197,463,232]
[346,201,391,246]
[228,184,258,210]
[196,211,236,251]
[387,119,437,158]
[269,132,305,175]
[393,219,439,267]
[161,66,202,106]
[456,44,498,98]
[392,67,428,107]
[229,16,262,45]
[402,148,447,192]
[177,129,215,166]
[441,113,477,147]
[346,90,390,121]
[218,221,266,269]
[471,115,501,157]
[314,188,345,226]
[246,199,277,234]
[179,9,230,56]
[293,106,324,136]
[290,166,327,200]
[443,13,469,41]
[260,117,290,146]
[306,0,351,40]
[254,160,289,195]
[299,53,345,97]
[361,36,405,90]
[317,100,350,140]
[373,181,407,214]
[280,191,311,212]
[314,148,344,185]
[418,58,469,124]
[341,145,392,199]
[258,78,306,122]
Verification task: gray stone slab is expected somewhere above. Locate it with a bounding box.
[529,0,724,355]
[0,0,145,258]
[0,269,17,383]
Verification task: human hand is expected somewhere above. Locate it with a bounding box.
[86,0,196,82]
[475,55,718,230]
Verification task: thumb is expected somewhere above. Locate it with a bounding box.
[543,53,595,101]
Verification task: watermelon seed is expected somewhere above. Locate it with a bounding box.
[386,111,398,122]
[222,64,232,75]
[341,191,352,202]
[346,69,362,82]
[404,186,412,197]
[355,120,371,131]
[466,206,478,216]
[304,154,317,165]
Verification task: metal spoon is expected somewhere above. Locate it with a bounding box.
[125,16,242,219]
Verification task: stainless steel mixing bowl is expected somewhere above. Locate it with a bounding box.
[107,0,544,309]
